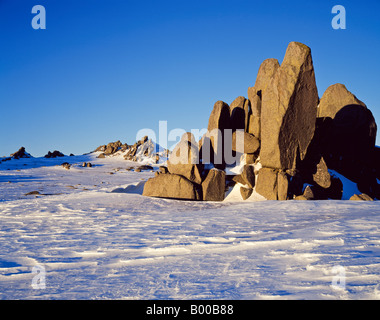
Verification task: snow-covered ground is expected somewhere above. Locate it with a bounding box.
[0,154,379,300]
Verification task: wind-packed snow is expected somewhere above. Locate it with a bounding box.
[0,154,379,300]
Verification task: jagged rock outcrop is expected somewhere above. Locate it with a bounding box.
[96,140,128,155]
[260,42,319,171]
[10,147,32,159]
[45,150,65,158]
[248,58,280,139]
[94,136,168,164]
[123,136,148,161]
[142,42,379,202]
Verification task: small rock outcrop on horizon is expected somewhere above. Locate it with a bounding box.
[95,140,129,157]
[45,150,65,158]
[94,136,170,164]
[141,41,379,202]
[10,147,32,159]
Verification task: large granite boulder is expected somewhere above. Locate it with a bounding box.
[332,105,377,196]
[241,164,256,189]
[200,101,231,169]
[255,168,278,200]
[311,84,378,197]
[316,84,377,164]
[240,187,253,200]
[248,58,280,139]
[318,84,366,118]
[331,105,377,163]
[168,132,203,184]
[202,169,226,201]
[229,96,250,132]
[231,131,260,154]
[255,168,289,200]
[143,173,202,201]
[207,101,231,132]
[260,42,319,170]
[277,171,289,200]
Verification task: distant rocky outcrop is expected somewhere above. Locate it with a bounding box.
[10,147,32,159]
[95,140,129,156]
[45,150,65,158]
[94,136,169,164]
[1,147,32,163]
[142,42,379,202]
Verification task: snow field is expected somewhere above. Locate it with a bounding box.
[0,154,379,299]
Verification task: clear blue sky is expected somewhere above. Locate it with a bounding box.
[1,0,379,157]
